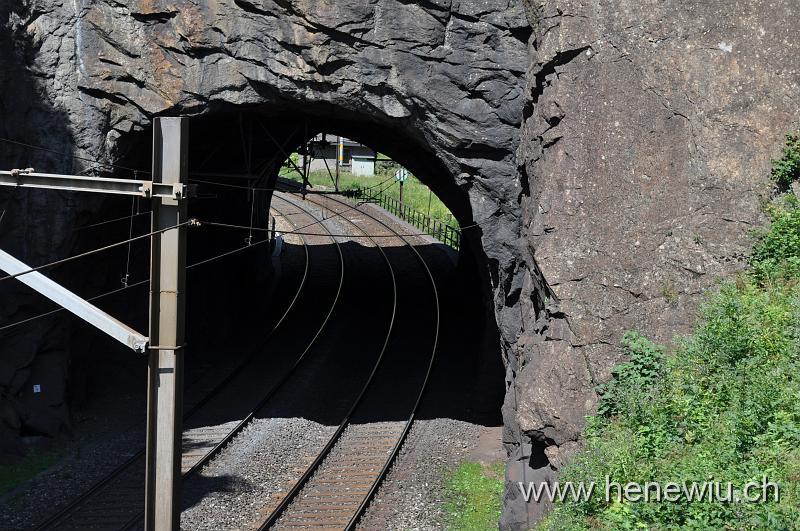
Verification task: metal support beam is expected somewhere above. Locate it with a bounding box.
[0,170,187,199]
[0,249,149,352]
[144,117,188,531]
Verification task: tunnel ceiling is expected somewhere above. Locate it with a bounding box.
[180,111,475,225]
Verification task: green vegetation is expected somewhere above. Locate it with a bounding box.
[771,132,800,188]
[660,278,679,305]
[444,461,505,530]
[0,450,63,495]
[280,161,457,227]
[538,139,800,530]
[752,194,800,283]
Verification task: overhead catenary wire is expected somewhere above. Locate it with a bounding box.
[71,210,152,232]
[0,136,150,175]
[279,178,493,233]
[0,220,195,284]
[188,237,269,269]
[257,119,307,180]
[198,181,481,239]
[3,133,490,231]
[359,174,395,193]
[359,178,397,202]
[0,186,456,334]
[0,279,149,333]
[122,197,136,287]
[199,220,429,239]
[188,178,276,193]
[0,237,270,334]
[191,175,498,230]
[189,178,363,200]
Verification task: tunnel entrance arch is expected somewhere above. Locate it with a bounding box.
[94,106,506,428]
[181,108,505,423]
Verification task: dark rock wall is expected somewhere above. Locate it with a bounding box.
[503,0,800,527]
[2,1,799,528]
[0,2,86,453]
[0,0,532,456]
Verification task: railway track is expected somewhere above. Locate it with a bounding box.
[250,187,441,531]
[32,200,341,530]
[33,184,444,531]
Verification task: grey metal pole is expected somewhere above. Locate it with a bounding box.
[145,117,188,531]
[335,136,341,192]
[427,189,432,218]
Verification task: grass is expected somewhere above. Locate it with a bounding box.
[281,165,458,227]
[0,450,64,496]
[444,461,505,530]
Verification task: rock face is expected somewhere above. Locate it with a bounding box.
[1,0,799,528]
[501,0,800,527]
[0,2,88,454]
[0,0,530,456]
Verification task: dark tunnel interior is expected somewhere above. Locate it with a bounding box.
[60,108,504,431]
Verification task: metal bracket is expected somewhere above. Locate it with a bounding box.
[148,344,187,352]
[0,248,150,353]
[10,168,34,185]
[0,171,190,200]
[140,181,153,198]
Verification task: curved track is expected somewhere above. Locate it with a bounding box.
[253,187,441,531]
[34,184,445,531]
[33,201,339,531]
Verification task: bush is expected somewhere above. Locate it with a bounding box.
[752,194,800,283]
[595,331,666,418]
[541,279,800,530]
[771,132,800,189]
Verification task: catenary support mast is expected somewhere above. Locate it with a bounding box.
[144,117,189,531]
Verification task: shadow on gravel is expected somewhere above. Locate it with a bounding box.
[182,474,243,512]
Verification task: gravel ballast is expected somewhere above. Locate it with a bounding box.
[180,418,335,530]
[356,419,490,530]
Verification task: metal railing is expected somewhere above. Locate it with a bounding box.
[357,189,461,250]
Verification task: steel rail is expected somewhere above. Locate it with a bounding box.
[254,191,399,530]
[114,194,347,530]
[34,206,313,531]
[255,186,440,531]
[322,190,441,531]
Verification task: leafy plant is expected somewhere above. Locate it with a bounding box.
[771,132,800,188]
[751,194,800,283]
[542,273,800,530]
[0,450,63,495]
[595,331,666,418]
